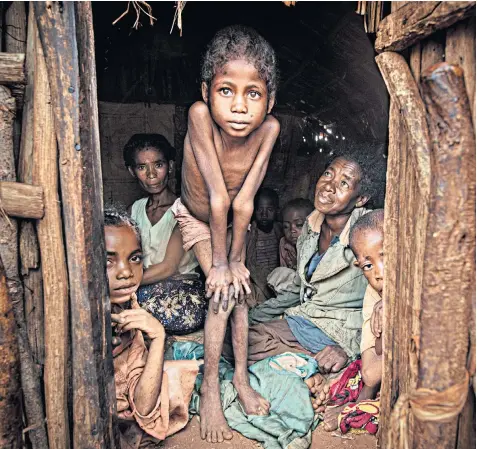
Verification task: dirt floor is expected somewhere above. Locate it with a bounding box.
[163,416,377,449]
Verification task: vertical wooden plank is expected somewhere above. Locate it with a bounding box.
[421,35,445,72]
[409,41,422,81]
[75,3,118,447]
[379,99,403,448]
[34,2,117,447]
[445,18,476,125]
[445,19,476,449]
[18,6,44,370]
[417,63,475,449]
[31,12,70,449]
[0,257,22,448]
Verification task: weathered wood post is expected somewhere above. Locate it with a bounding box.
[0,257,22,449]
[0,85,48,448]
[34,2,118,447]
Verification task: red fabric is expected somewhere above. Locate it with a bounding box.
[338,399,380,435]
[328,360,363,406]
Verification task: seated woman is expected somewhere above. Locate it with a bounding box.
[104,205,200,447]
[124,134,206,335]
[242,145,387,420]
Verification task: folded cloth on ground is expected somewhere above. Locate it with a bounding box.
[338,398,380,435]
[169,342,319,449]
[328,359,363,406]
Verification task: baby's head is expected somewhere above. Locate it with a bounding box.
[282,198,314,246]
[349,209,385,296]
[254,187,279,233]
[104,205,144,305]
[314,143,387,217]
[200,25,278,136]
[123,134,175,195]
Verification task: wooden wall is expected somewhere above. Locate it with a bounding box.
[379,4,475,449]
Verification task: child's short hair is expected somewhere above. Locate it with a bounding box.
[326,142,387,209]
[123,133,175,168]
[349,209,385,254]
[201,25,279,100]
[282,198,314,217]
[254,187,279,209]
[104,203,142,246]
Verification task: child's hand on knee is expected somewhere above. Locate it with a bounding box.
[112,308,165,341]
[371,300,383,338]
[206,264,234,313]
[229,261,251,304]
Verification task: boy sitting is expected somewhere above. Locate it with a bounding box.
[321,209,385,430]
[171,25,280,443]
[280,198,314,270]
[246,187,283,305]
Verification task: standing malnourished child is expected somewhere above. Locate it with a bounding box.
[280,198,314,270]
[171,25,281,443]
[321,209,385,431]
[104,206,200,447]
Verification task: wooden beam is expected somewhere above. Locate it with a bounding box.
[416,62,475,449]
[0,181,44,219]
[0,257,22,448]
[0,85,48,449]
[376,2,476,53]
[5,1,26,54]
[0,53,25,83]
[375,51,431,201]
[34,2,118,447]
[31,11,70,448]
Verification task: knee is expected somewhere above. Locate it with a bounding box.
[361,365,382,388]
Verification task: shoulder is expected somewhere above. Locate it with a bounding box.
[188,101,211,120]
[262,115,280,136]
[130,197,147,217]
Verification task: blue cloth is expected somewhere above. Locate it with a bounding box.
[286,316,337,353]
[305,235,340,280]
[169,342,319,449]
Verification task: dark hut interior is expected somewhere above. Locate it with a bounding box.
[92,1,389,208]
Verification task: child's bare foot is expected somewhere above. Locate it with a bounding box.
[233,377,270,416]
[323,403,347,431]
[200,383,233,443]
[305,372,341,413]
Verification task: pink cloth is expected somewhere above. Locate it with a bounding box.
[113,300,199,448]
[171,197,211,252]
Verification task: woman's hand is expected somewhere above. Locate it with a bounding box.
[112,308,165,341]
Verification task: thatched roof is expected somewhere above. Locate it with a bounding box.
[93,1,389,142]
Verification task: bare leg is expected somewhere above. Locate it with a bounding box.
[192,240,234,443]
[231,302,270,415]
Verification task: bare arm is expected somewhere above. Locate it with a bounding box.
[361,347,382,391]
[230,116,280,262]
[141,226,185,285]
[112,308,166,416]
[228,116,280,298]
[187,102,230,266]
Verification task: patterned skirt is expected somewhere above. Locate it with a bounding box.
[137,276,207,335]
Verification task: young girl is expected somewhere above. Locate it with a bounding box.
[104,206,199,447]
[123,134,206,335]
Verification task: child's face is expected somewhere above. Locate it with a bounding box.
[105,225,143,304]
[255,196,277,232]
[202,59,274,138]
[129,147,170,195]
[353,229,384,295]
[283,207,307,246]
[314,158,368,216]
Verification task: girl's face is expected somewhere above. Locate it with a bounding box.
[105,225,143,304]
[314,158,368,216]
[129,147,171,195]
[282,207,307,246]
